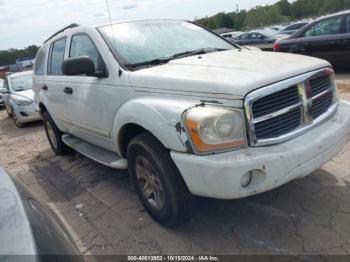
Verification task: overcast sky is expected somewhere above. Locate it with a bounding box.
[0,0,279,50]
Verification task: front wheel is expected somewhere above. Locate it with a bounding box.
[127,133,192,228]
[12,111,24,128]
[42,111,72,155]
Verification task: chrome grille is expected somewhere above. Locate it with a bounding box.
[245,68,338,146]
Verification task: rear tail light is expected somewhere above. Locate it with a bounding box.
[273,41,281,51]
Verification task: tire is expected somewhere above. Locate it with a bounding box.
[12,111,24,128]
[127,133,192,227]
[42,111,72,155]
[5,105,12,117]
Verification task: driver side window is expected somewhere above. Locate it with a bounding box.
[303,17,342,37]
[70,34,106,74]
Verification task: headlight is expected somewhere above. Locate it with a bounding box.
[184,106,247,154]
[11,94,33,106]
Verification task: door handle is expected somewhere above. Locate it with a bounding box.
[41,85,48,91]
[63,87,73,94]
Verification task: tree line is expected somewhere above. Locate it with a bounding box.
[0,45,40,67]
[196,0,350,31]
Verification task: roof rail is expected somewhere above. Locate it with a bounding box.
[44,23,80,44]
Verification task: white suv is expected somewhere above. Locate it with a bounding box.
[33,20,350,227]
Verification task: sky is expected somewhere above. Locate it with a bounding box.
[0,0,279,50]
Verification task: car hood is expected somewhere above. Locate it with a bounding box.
[129,49,330,100]
[13,89,35,101]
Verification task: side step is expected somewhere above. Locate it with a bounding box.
[62,134,128,169]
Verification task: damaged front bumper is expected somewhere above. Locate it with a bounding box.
[171,101,350,200]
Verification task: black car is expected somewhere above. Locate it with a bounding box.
[0,167,83,261]
[233,30,280,50]
[274,11,350,68]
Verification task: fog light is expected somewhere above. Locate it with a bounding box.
[241,171,253,188]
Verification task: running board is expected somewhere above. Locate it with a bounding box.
[62,134,128,169]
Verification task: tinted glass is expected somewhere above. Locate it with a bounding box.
[240,34,250,40]
[70,34,100,69]
[35,46,48,75]
[346,16,350,33]
[98,20,233,65]
[49,38,66,75]
[10,73,33,92]
[312,17,342,36]
[285,23,307,31]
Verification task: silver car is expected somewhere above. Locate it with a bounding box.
[0,79,4,106]
[0,71,41,127]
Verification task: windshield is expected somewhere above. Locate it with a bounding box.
[10,73,33,92]
[98,20,234,67]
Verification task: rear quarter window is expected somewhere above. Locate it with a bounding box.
[34,46,48,76]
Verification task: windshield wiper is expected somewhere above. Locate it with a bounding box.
[171,48,229,59]
[126,48,229,69]
[126,57,171,69]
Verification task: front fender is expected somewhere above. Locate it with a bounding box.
[112,97,199,155]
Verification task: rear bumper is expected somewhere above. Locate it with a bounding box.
[171,101,350,200]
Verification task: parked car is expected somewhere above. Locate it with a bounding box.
[233,30,282,50]
[278,21,310,35]
[273,10,350,68]
[220,31,244,39]
[0,79,4,107]
[34,19,350,227]
[0,167,83,260]
[0,71,41,127]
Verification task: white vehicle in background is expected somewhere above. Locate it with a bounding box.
[220,31,244,39]
[0,79,4,107]
[0,71,40,127]
[34,20,350,227]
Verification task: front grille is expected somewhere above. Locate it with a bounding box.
[312,91,333,119]
[255,108,301,139]
[252,85,299,118]
[245,69,337,146]
[310,75,331,97]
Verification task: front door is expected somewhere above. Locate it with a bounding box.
[62,32,130,151]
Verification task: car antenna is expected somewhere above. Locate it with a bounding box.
[105,0,122,76]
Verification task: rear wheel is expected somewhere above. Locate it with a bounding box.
[42,111,72,155]
[127,133,192,227]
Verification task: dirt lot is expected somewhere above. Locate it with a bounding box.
[0,79,350,257]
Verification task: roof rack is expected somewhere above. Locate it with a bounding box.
[44,23,80,44]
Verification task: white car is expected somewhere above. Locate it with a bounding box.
[33,20,350,227]
[1,71,40,127]
[0,79,4,106]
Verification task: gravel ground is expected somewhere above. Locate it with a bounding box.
[0,80,349,257]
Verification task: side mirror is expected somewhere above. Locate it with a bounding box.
[0,87,8,94]
[62,56,97,77]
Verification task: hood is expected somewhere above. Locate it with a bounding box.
[129,49,330,100]
[13,89,35,101]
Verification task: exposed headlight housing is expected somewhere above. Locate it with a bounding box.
[184,106,247,154]
[11,94,33,106]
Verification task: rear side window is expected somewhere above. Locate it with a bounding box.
[34,46,48,75]
[304,17,342,37]
[49,38,67,75]
[346,16,350,33]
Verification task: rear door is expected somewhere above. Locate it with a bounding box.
[302,16,344,64]
[44,37,70,128]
